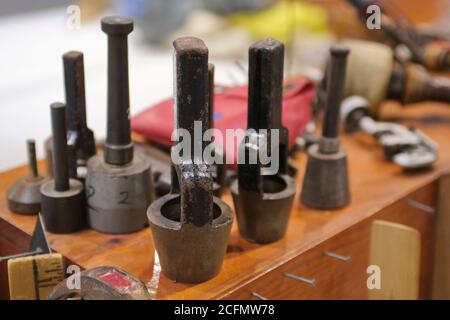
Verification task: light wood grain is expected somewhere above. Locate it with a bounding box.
[369,220,421,300]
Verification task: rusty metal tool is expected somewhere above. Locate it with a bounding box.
[45,51,96,179]
[40,103,86,233]
[85,16,153,234]
[148,37,233,283]
[341,95,438,170]
[230,38,296,244]
[6,140,49,214]
[301,45,351,210]
[48,266,150,300]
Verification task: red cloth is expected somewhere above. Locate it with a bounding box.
[131,78,315,166]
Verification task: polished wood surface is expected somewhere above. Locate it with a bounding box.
[0,103,449,299]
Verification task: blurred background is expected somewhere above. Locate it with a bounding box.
[0,0,449,171]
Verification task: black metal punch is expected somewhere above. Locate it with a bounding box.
[85,16,154,234]
[301,44,351,210]
[40,103,86,233]
[230,38,296,244]
[45,51,96,179]
[148,37,233,283]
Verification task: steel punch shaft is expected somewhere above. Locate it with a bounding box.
[301,44,351,209]
[41,103,86,233]
[85,16,153,234]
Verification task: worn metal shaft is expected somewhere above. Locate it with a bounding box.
[50,103,70,192]
[173,37,211,227]
[174,37,209,160]
[208,63,215,130]
[62,50,96,173]
[322,45,349,139]
[63,51,88,133]
[102,16,134,165]
[27,139,38,178]
[248,38,284,130]
[240,39,285,191]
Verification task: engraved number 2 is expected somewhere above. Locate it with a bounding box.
[118,191,130,204]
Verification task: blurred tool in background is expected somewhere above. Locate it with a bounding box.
[122,0,275,43]
[76,0,334,68]
[347,0,450,70]
[341,96,439,170]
